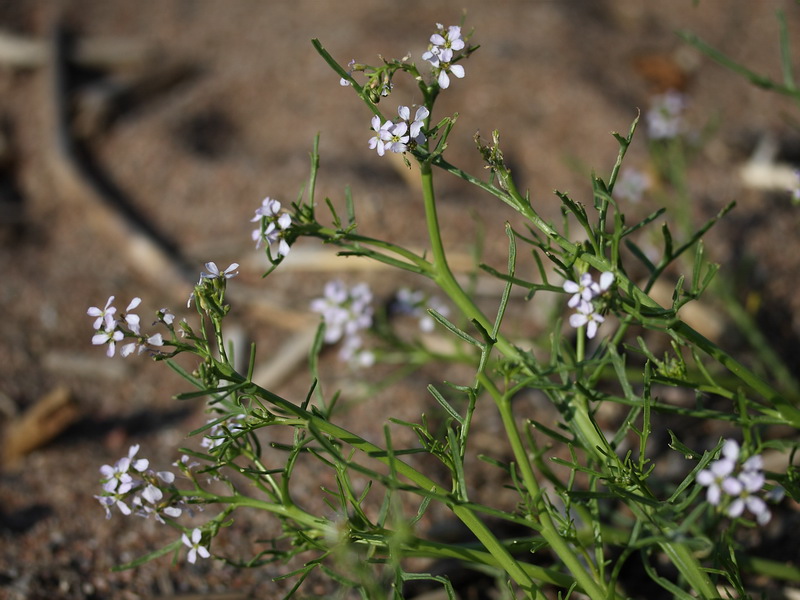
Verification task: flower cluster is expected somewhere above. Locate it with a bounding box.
[95,444,184,524]
[563,271,614,339]
[311,280,374,365]
[696,439,772,525]
[394,287,450,333]
[88,296,165,357]
[368,105,429,157]
[251,197,292,258]
[422,24,466,89]
[646,90,685,139]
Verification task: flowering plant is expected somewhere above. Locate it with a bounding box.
[89,18,800,600]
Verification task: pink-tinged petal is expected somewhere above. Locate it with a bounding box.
[711,457,735,478]
[569,313,588,328]
[586,320,599,339]
[120,343,137,357]
[721,476,742,496]
[721,439,740,461]
[706,484,721,505]
[197,546,210,559]
[726,498,744,518]
[742,455,763,472]
[696,470,714,486]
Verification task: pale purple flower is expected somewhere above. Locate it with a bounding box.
[182,528,210,564]
[201,262,239,280]
[87,296,117,330]
[251,197,292,256]
[696,454,737,506]
[568,301,605,339]
[158,308,175,326]
[95,492,131,518]
[647,90,685,139]
[563,273,596,308]
[120,333,164,358]
[311,280,373,345]
[695,439,772,525]
[122,297,142,334]
[398,105,429,145]
[727,470,771,525]
[369,115,393,156]
[99,444,149,494]
[430,24,465,52]
[423,23,465,63]
[384,121,410,154]
[429,48,465,89]
[92,328,124,357]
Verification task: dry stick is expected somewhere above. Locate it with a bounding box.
[0,28,157,70]
[48,24,196,300]
[1,386,80,466]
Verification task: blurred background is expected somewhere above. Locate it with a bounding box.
[1,1,799,598]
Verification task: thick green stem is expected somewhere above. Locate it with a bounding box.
[481,375,610,599]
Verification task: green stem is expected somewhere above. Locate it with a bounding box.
[480,375,610,599]
[222,368,538,594]
[421,158,720,599]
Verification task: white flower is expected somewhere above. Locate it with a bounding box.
[647,90,685,139]
[311,280,373,345]
[92,328,124,357]
[696,453,737,506]
[695,439,772,525]
[398,105,429,145]
[158,308,175,326]
[727,470,771,525]
[182,528,211,564]
[99,444,148,494]
[429,48,465,89]
[368,115,393,156]
[385,121,410,154]
[87,296,117,330]
[423,24,465,63]
[563,273,596,308]
[251,197,292,256]
[120,333,164,358]
[201,262,239,280]
[568,301,605,339]
[122,297,142,333]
